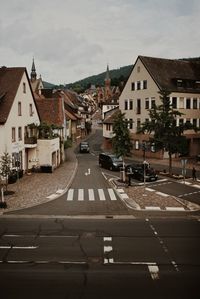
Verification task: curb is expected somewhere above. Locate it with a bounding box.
[109,178,200,213]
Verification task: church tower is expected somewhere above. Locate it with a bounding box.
[104,64,111,101]
[30,58,37,82]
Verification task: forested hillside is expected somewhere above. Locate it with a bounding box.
[65,64,133,93]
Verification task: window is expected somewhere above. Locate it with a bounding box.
[137,66,140,73]
[12,127,16,142]
[137,81,141,90]
[193,119,197,127]
[145,99,149,109]
[106,124,111,131]
[131,82,135,90]
[151,99,155,109]
[18,102,22,116]
[172,97,177,109]
[179,118,184,125]
[129,100,133,110]
[29,103,33,116]
[18,127,22,141]
[23,82,26,93]
[137,119,141,130]
[179,97,184,109]
[193,98,197,109]
[151,143,156,152]
[195,81,200,89]
[135,140,139,150]
[186,119,191,125]
[177,79,183,87]
[129,118,133,129]
[124,100,128,110]
[143,80,147,89]
[186,98,191,109]
[136,99,141,114]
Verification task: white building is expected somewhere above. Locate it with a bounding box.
[119,56,200,159]
[0,67,40,171]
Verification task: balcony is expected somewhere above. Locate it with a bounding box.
[24,136,37,148]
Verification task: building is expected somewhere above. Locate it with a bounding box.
[30,58,44,94]
[102,107,119,150]
[119,55,200,159]
[96,65,121,108]
[0,66,40,172]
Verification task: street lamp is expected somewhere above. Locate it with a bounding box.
[143,160,149,197]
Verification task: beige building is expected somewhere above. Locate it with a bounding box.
[119,56,200,159]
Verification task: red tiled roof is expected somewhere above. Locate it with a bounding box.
[35,97,64,126]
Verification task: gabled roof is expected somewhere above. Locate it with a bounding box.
[103,107,119,124]
[139,56,200,93]
[0,66,38,124]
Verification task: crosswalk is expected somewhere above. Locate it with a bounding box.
[66,188,118,202]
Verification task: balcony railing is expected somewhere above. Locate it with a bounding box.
[24,136,37,144]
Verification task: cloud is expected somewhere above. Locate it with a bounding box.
[0,0,200,84]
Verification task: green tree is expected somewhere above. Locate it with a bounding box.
[0,152,12,192]
[112,111,132,181]
[138,90,196,174]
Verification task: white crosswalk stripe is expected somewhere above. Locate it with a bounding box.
[108,188,117,201]
[78,189,84,201]
[66,189,74,201]
[98,189,106,201]
[88,189,95,201]
[66,188,117,202]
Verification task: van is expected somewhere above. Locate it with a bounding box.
[99,153,123,171]
[80,141,90,153]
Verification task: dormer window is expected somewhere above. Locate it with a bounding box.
[195,81,200,89]
[177,79,183,87]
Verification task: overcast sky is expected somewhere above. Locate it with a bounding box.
[0,0,200,84]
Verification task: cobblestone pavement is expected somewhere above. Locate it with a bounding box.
[1,147,77,213]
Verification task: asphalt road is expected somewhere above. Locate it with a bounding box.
[0,217,199,299]
[147,179,200,205]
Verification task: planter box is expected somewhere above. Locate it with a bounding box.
[40,165,53,173]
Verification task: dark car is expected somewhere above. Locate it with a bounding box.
[99,153,123,171]
[126,163,158,182]
[79,141,90,153]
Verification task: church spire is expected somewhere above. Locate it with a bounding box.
[30,58,37,81]
[105,64,110,81]
[104,64,111,101]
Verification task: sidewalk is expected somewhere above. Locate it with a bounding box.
[0,147,78,214]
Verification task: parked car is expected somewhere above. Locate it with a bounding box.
[99,153,123,171]
[80,141,90,153]
[126,163,158,182]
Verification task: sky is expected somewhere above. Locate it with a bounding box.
[0,0,200,85]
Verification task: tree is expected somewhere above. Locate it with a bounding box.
[112,111,132,181]
[0,152,12,192]
[138,90,197,174]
